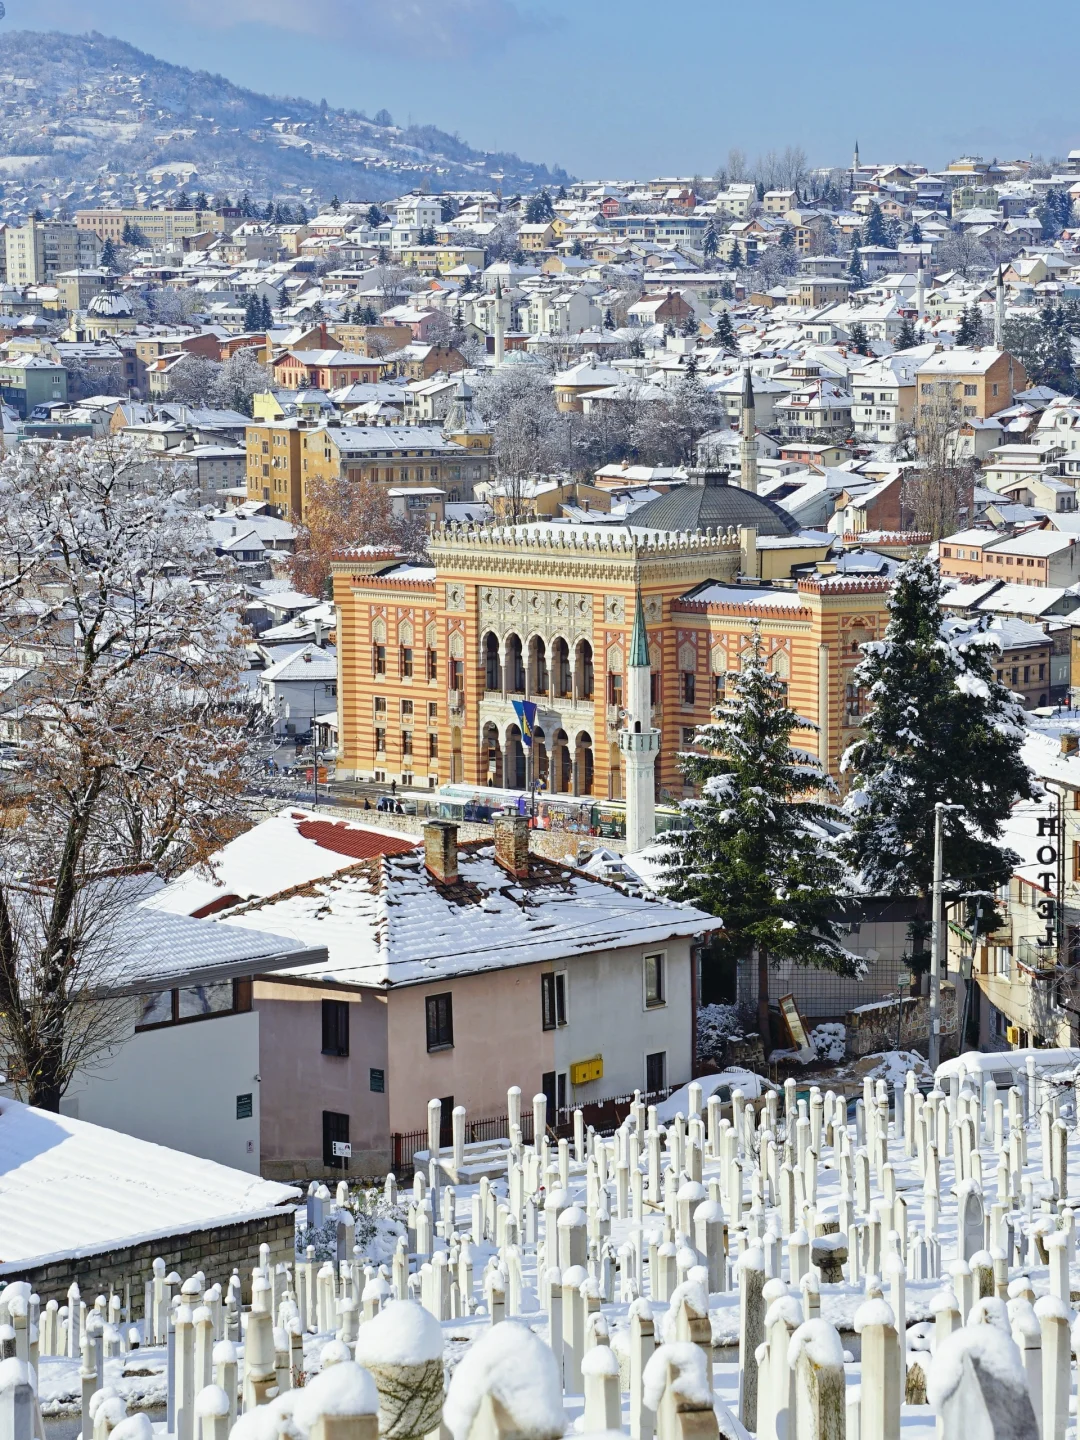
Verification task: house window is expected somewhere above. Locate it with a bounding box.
[644,952,665,1008]
[375,728,386,754]
[608,672,623,706]
[321,998,349,1057]
[138,978,251,1030]
[427,649,438,680]
[375,696,387,714]
[646,1051,666,1095]
[322,1110,350,1170]
[401,647,414,678]
[426,991,454,1050]
[402,730,413,756]
[428,702,438,721]
[374,645,386,675]
[681,672,695,705]
[964,384,977,397]
[428,733,439,759]
[450,659,463,690]
[401,699,414,718]
[542,971,567,1029]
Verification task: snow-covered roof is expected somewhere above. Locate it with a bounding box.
[0,1098,297,1270]
[260,644,337,682]
[678,582,807,610]
[149,808,418,919]
[212,839,715,989]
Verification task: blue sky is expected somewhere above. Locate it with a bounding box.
[17,0,1080,179]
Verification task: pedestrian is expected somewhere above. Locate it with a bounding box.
[364,797,371,810]
[391,778,397,796]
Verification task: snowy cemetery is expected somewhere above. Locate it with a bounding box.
[5,1062,1080,1440]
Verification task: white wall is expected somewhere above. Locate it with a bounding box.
[61,1011,262,1173]
[552,939,693,1100]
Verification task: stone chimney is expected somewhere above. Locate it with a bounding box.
[493,814,529,879]
[424,820,458,883]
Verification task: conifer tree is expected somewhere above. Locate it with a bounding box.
[729,238,743,269]
[367,204,383,228]
[956,305,981,346]
[895,315,918,350]
[659,628,857,1047]
[911,220,923,246]
[715,310,737,352]
[848,320,870,356]
[176,190,192,211]
[100,238,119,273]
[842,556,1034,955]
[243,293,262,331]
[848,247,864,287]
[703,221,719,261]
[863,200,887,246]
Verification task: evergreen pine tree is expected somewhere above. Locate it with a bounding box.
[729,238,743,269]
[779,224,795,250]
[194,192,208,212]
[863,200,887,246]
[659,628,857,1046]
[682,309,699,336]
[297,204,309,225]
[956,305,981,347]
[848,321,870,355]
[895,315,918,350]
[261,296,274,329]
[100,238,119,273]
[244,293,262,331]
[121,220,133,245]
[176,190,192,211]
[330,196,341,212]
[715,310,736,352]
[604,307,615,330]
[756,181,765,202]
[848,248,864,287]
[703,222,719,261]
[842,556,1035,958]
[367,205,382,229]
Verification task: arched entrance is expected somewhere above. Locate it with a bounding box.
[575,639,594,700]
[483,632,501,691]
[551,729,572,794]
[482,722,502,784]
[552,637,572,698]
[504,724,526,790]
[528,635,548,696]
[574,731,594,796]
[505,634,525,693]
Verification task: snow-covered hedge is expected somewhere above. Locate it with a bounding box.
[696,1003,743,1065]
[809,1023,846,1064]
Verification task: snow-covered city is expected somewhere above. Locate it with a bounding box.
[7,5,1080,1440]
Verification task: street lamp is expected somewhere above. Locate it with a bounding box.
[929,801,964,1070]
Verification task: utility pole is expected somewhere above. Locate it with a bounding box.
[929,801,963,1071]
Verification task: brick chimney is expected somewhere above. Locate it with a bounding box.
[493,814,530,879]
[1060,734,1079,756]
[424,820,458,883]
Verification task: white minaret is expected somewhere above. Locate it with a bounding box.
[739,365,758,494]
[915,263,926,323]
[619,586,659,854]
[994,264,1005,349]
[493,277,507,366]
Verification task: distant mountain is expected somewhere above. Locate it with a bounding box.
[0,31,569,215]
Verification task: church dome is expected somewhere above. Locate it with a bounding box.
[87,290,134,317]
[625,465,800,538]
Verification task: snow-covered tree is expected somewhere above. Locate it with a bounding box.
[215,347,271,416]
[842,556,1034,959]
[166,354,222,407]
[0,439,251,1109]
[659,628,857,1048]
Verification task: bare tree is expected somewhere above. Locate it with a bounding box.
[900,386,976,538]
[288,471,428,597]
[726,148,749,183]
[0,439,251,1108]
[778,145,809,192]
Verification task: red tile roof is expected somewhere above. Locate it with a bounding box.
[295,817,417,860]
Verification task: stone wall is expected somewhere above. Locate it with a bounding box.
[845,982,957,1059]
[0,1206,295,1305]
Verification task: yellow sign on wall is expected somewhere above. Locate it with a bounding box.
[571,1056,603,1086]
